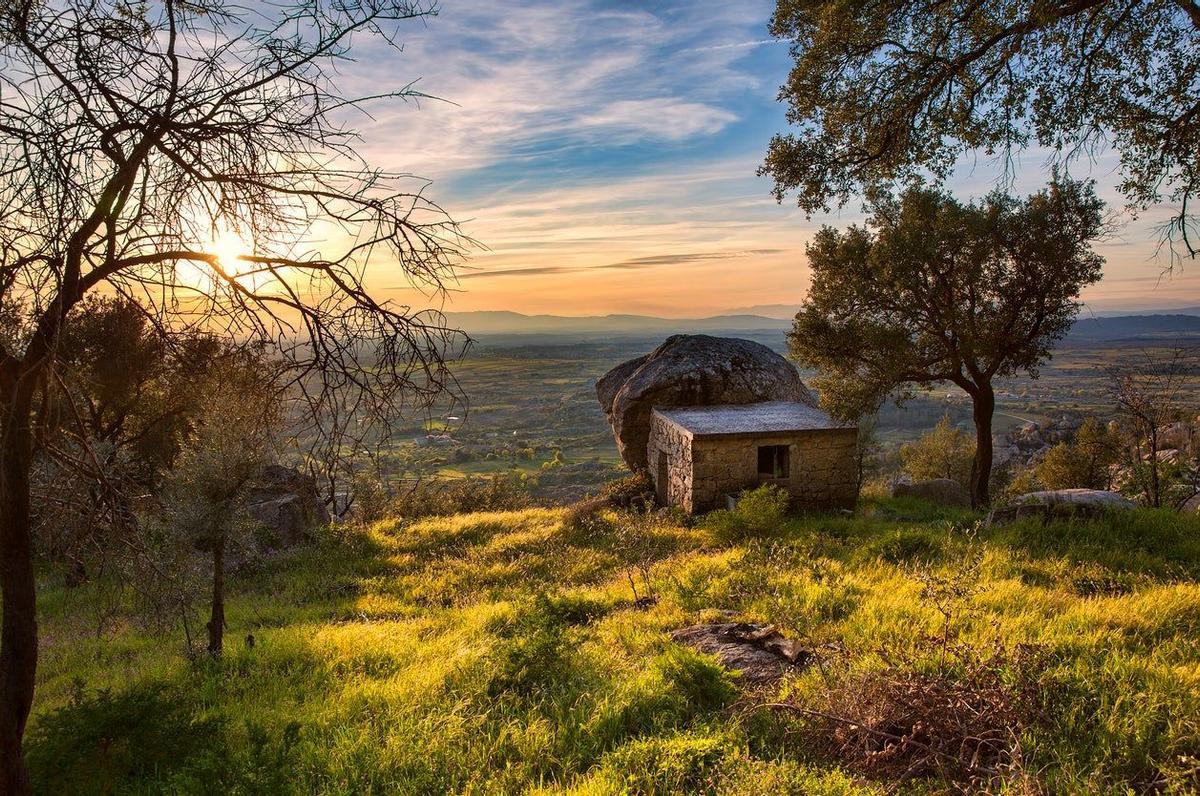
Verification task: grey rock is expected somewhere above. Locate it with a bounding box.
[891,478,970,508]
[1157,422,1195,452]
[987,489,1137,527]
[669,622,812,683]
[1016,488,1137,510]
[244,464,330,546]
[596,335,816,471]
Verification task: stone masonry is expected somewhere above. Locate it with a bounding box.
[647,402,858,513]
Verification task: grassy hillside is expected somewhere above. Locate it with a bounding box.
[30,499,1200,794]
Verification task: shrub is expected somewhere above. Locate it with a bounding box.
[652,646,737,715]
[485,594,573,699]
[704,484,789,542]
[388,471,533,519]
[778,637,1054,792]
[900,415,975,488]
[597,733,734,795]
[1036,418,1121,490]
[1002,466,1041,503]
[600,471,655,509]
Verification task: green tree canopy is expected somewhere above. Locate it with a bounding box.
[789,180,1105,506]
[1035,418,1121,490]
[900,416,976,488]
[763,0,1200,257]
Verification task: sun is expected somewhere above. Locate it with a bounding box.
[210,229,251,276]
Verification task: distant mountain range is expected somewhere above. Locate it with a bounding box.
[443,310,789,335]
[445,309,1200,342]
[1066,314,1200,341]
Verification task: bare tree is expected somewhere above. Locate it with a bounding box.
[1106,346,1200,508]
[0,0,468,787]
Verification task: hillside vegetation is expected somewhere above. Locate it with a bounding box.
[30,497,1200,794]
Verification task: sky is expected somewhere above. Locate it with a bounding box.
[343,0,1200,318]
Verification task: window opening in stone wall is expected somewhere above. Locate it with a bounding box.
[757,445,790,479]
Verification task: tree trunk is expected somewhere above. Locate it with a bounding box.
[0,395,39,794]
[207,537,225,657]
[969,384,995,509]
[1148,427,1160,508]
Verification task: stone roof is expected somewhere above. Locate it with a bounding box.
[653,401,850,438]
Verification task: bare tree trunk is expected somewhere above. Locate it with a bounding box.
[969,384,995,509]
[0,393,38,794]
[207,537,225,657]
[1148,427,1160,508]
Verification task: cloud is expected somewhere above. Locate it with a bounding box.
[452,247,790,280]
[606,249,785,267]
[453,265,575,280]
[682,38,786,53]
[341,0,778,177]
[577,99,737,142]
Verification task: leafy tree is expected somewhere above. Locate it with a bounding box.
[0,0,464,786]
[788,181,1105,506]
[161,348,279,656]
[763,0,1200,259]
[900,416,975,489]
[30,297,236,582]
[1035,418,1120,490]
[853,413,883,492]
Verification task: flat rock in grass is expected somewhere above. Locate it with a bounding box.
[669,622,812,684]
[1016,488,1137,509]
[892,478,970,508]
[986,488,1137,527]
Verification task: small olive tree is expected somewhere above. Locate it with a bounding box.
[900,416,975,490]
[160,348,280,656]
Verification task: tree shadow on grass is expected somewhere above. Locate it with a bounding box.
[28,643,327,795]
[27,681,228,794]
[981,509,1200,580]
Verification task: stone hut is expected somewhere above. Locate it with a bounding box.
[647,401,858,513]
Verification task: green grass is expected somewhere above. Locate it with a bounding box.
[28,499,1200,794]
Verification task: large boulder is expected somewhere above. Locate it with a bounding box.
[596,335,816,471]
[891,478,970,508]
[244,464,331,547]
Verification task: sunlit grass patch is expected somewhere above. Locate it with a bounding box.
[27,499,1200,793]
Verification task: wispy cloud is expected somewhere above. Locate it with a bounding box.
[344,0,777,177]
[453,248,789,280]
[682,38,786,53]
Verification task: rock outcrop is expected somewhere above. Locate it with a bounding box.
[244,464,331,546]
[892,478,971,508]
[669,622,813,683]
[596,335,816,471]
